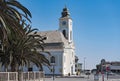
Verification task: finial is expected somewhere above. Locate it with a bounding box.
[65,4,67,8]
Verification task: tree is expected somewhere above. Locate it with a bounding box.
[0,0,50,72]
[0,0,31,46]
[0,21,50,72]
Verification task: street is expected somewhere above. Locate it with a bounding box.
[44,74,120,81]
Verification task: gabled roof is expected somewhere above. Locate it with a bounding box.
[37,30,67,44]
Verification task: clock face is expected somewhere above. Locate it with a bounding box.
[62,21,66,25]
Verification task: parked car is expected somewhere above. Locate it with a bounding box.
[108,72,115,75]
[85,72,91,75]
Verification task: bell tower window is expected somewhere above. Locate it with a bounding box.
[63,30,67,39]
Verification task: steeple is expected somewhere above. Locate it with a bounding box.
[59,7,73,43]
[61,6,70,18]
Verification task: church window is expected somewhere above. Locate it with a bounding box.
[50,56,55,63]
[63,30,67,38]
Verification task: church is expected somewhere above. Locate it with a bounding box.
[37,7,76,76]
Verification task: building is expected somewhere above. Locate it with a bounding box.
[105,61,120,73]
[36,7,76,76]
[75,56,82,74]
[96,59,120,73]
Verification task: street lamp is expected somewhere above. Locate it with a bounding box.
[101,59,105,81]
[84,57,86,74]
[51,63,55,81]
[51,56,55,81]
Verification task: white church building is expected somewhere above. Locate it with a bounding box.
[37,7,76,76]
[0,7,77,76]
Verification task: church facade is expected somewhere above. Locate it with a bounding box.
[37,7,76,76]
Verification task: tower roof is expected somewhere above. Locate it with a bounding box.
[61,6,70,18]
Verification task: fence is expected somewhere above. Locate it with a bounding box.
[0,71,44,81]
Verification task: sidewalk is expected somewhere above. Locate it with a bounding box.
[44,74,120,81]
[98,75,120,81]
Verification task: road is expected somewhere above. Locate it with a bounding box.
[44,74,120,81]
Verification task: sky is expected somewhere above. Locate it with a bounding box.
[19,0,120,70]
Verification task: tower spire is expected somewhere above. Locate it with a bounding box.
[61,6,70,18]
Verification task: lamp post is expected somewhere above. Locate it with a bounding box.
[101,65,104,81]
[101,59,105,81]
[51,56,55,81]
[84,57,86,74]
[51,63,55,81]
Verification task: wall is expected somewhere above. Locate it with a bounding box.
[43,50,63,76]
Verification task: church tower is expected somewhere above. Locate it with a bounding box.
[59,7,73,43]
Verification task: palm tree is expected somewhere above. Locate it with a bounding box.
[0,0,50,72]
[0,21,50,72]
[0,0,31,71]
[0,0,31,45]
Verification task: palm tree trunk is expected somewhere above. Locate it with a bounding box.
[18,62,24,81]
[18,71,23,81]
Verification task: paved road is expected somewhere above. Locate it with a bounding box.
[44,74,120,81]
[45,77,93,81]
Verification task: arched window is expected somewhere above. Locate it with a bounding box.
[63,30,66,38]
[50,56,55,63]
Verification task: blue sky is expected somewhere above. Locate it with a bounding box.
[19,0,120,69]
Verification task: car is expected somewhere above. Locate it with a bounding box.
[85,72,91,75]
[107,72,115,75]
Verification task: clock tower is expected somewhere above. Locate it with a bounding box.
[59,7,73,43]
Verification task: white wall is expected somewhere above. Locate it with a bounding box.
[43,50,63,75]
[62,47,75,76]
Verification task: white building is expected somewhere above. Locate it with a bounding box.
[36,7,76,76]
